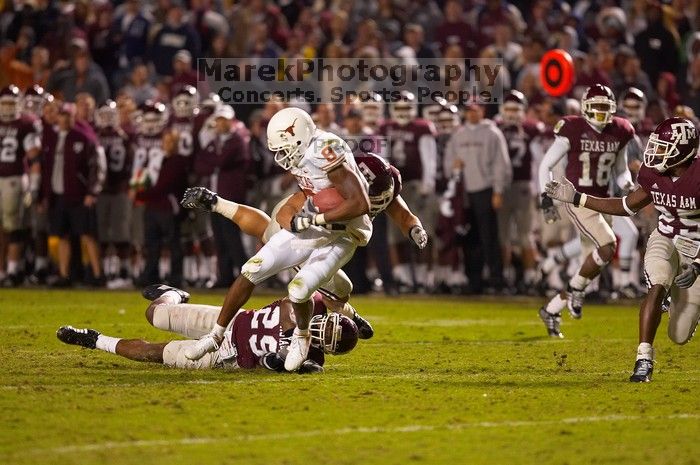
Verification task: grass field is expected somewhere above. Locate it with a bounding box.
[1,288,699,465]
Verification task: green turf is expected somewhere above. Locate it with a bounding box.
[0,289,698,465]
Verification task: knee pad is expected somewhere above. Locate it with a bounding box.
[288,277,313,304]
[241,256,266,284]
[8,229,26,243]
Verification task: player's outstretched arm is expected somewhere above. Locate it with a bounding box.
[545,177,652,216]
[322,163,370,223]
[385,195,427,249]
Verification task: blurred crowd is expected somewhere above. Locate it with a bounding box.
[1,0,700,297]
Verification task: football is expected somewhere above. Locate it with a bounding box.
[312,187,345,213]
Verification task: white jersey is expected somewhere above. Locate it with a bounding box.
[290,129,373,246]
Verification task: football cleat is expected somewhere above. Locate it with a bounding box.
[629,359,653,382]
[566,285,584,319]
[141,284,190,303]
[56,326,100,349]
[284,329,311,371]
[539,307,564,338]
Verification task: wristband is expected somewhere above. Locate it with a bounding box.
[213,197,239,218]
[622,196,637,216]
[572,192,587,208]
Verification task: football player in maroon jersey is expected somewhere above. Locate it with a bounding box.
[378,91,437,291]
[619,87,654,172]
[496,90,543,293]
[0,85,42,286]
[56,286,358,373]
[546,117,700,382]
[95,100,133,287]
[537,84,636,337]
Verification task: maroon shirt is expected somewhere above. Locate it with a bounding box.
[194,130,249,202]
[232,294,327,369]
[379,119,435,183]
[434,20,482,56]
[41,127,103,204]
[555,115,634,197]
[637,160,700,242]
[98,127,132,194]
[497,119,544,182]
[169,116,197,158]
[0,116,41,177]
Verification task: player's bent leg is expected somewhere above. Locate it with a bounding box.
[57,326,169,365]
[242,229,311,285]
[630,285,666,382]
[150,303,223,339]
[231,203,272,242]
[162,340,221,369]
[667,282,700,345]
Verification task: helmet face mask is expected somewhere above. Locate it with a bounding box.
[390,91,416,126]
[643,118,698,172]
[0,85,21,122]
[95,101,119,129]
[500,102,524,125]
[581,84,616,129]
[267,107,316,170]
[137,102,167,136]
[309,313,359,355]
[368,177,395,216]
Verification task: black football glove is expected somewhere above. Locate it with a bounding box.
[540,193,560,224]
[181,187,218,211]
[297,359,324,374]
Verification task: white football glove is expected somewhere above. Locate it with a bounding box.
[545,177,577,204]
[184,332,222,360]
[409,225,428,249]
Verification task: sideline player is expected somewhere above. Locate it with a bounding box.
[56,285,358,373]
[545,117,700,382]
[537,84,636,337]
[183,107,371,371]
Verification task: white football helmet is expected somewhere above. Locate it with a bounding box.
[94,100,119,129]
[390,91,417,126]
[581,84,616,129]
[267,107,316,170]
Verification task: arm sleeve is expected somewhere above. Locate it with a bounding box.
[537,136,570,193]
[614,141,634,190]
[318,138,348,173]
[491,126,512,194]
[418,134,437,193]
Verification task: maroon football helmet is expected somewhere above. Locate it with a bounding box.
[422,96,447,124]
[95,100,119,129]
[644,117,699,172]
[309,313,359,355]
[360,92,384,129]
[500,89,528,125]
[0,85,21,122]
[138,100,167,136]
[581,84,616,129]
[619,87,647,125]
[390,90,417,126]
[171,85,198,119]
[355,152,396,216]
[23,84,46,117]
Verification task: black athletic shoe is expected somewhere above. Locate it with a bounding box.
[141,284,190,303]
[629,359,653,382]
[539,307,564,338]
[353,313,375,340]
[56,326,100,349]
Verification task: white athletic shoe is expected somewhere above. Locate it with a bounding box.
[284,329,311,371]
[184,333,221,360]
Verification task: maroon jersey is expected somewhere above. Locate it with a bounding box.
[379,119,436,183]
[229,295,327,369]
[498,120,544,182]
[98,127,131,194]
[169,116,197,158]
[637,160,700,242]
[0,116,41,177]
[555,115,634,197]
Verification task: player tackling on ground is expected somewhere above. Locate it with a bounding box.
[183,107,372,371]
[546,116,700,382]
[537,84,636,337]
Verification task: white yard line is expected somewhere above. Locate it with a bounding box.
[16,413,700,456]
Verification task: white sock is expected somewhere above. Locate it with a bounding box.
[545,294,567,315]
[207,256,218,281]
[569,273,591,291]
[35,256,48,270]
[7,260,18,275]
[96,335,121,354]
[636,342,654,361]
[293,327,309,337]
[212,323,227,338]
[160,290,182,304]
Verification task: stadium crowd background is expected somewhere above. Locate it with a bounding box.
[0,0,699,297]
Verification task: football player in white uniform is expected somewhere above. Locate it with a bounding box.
[183,107,372,371]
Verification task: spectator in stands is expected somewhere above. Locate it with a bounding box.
[611,49,654,98]
[444,102,511,293]
[121,64,158,106]
[400,24,438,59]
[150,2,201,77]
[656,71,681,111]
[634,2,679,86]
[194,105,249,286]
[42,103,106,287]
[46,41,110,105]
[112,0,150,85]
[169,50,199,98]
[683,56,700,115]
[435,0,481,57]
